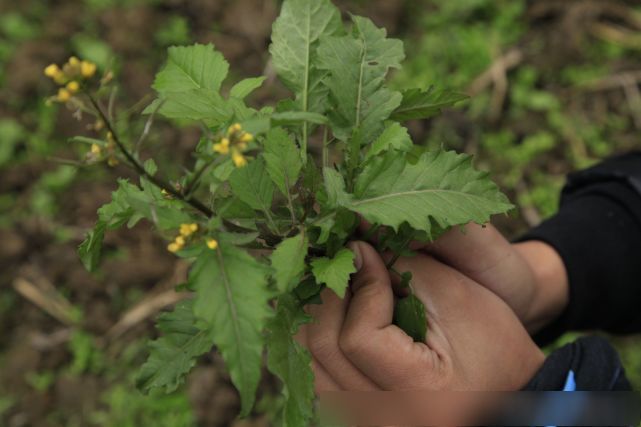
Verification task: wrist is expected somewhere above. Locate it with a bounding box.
[512,240,569,333]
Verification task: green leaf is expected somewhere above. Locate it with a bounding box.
[78,221,106,272]
[78,180,141,272]
[136,300,214,393]
[321,168,351,210]
[143,158,158,176]
[144,91,233,125]
[311,248,356,298]
[269,0,343,114]
[263,127,302,196]
[393,294,427,342]
[348,150,513,237]
[190,245,271,415]
[153,44,229,94]
[365,122,412,159]
[317,16,404,142]
[271,111,328,125]
[266,294,315,427]
[230,76,266,99]
[271,233,308,293]
[229,157,275,215]
[390,87,469,122]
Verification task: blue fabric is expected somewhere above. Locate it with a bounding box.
[563,370,576,391]
[545,370,576,427]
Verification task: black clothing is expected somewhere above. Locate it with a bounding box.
[519,152,641,391]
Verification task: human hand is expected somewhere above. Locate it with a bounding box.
[297,241,545,393]
[418,223,569,333]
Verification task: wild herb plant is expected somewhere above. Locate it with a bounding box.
[44,0,511,423]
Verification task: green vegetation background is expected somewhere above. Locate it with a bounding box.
[1,0,640,425]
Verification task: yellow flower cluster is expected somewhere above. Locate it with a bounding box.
[44,57,97,102]
[167,223,199,253]
[213,123,252,167]
[166,223,218,253]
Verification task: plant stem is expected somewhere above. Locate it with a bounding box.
[86,93,213,218]
[322,126,329,168]
[284,176,297,226]
[183,157,219,197]
[262,208,280,235]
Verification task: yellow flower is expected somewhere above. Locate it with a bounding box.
[53,72,67,85]
[56,88,72,102]
[179,223,198,237]
[44,64,60,78]
[167,242,181,253]
[90,144,102,155]
[161,189,173,199]
[68,56,80,67]
[227,123,242,135]
[206,238,219,250]
[66,81,80,93]
[174,235,186,246]
[213,137,230,154]
[231,148,247,168]
[239,132,253,143]
[80,61,97,78]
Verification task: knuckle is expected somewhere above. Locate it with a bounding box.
[308,334,340,362]
[338,328,368,357]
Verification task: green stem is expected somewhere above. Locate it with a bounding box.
[322,126,329,168]
[183,157,220,197]
[86,93,213,218]
[284,176,297,226]
[262,208,280,236]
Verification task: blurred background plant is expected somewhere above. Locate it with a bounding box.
[1,0,640,425]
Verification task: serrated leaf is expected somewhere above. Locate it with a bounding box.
[365,122,412,159]
[230,76,266,99]
[263,127,302,196]
[271,233,308,293]
[390,87,469,121]
[269,0,343,115]
[311,248,356,298]
[317,16,404,143]
[78,221,106,272]
[393,294,427,342]
[78,180,138,272]
[148,44,233,124]
[144,90,233,125]
[229,157,275,215]
[153,44,229,94]
[266,294,315,427]
[348,150,513,237]
[190,245,271,415]
[136,300,214,393]
[321,168,351,209]
[143,158,158,176]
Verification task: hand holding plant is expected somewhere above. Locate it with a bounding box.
[45,0,513,423]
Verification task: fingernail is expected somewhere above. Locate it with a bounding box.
[348,241,363,271]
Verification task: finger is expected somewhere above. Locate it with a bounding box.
[340,241,442,390]
[306,288,379,391]
[311,357,342,393]
[423,222,535,318]
[295,323,342,393]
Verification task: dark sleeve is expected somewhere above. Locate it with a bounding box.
[523,336,631,391]
[518,151,641,345]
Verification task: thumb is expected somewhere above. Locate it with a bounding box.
[345,240,394,330]
[340,241,440,389]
